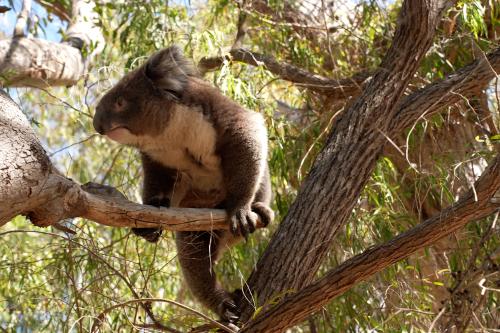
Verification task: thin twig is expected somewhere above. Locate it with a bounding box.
[0,230,172,331]
[91,298,236,333]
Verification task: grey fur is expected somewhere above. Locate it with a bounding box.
[93,45,273,322]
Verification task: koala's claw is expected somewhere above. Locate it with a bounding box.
[132,194,169,242]
[229,208,258,239]
[132,227,162,242]
[251,202,274,227]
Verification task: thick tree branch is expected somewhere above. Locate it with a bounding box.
[242,154,500,333]
[0,168,259,232]
[75,180,244,231]
[391,47,500,135]
[198,48,369,99]
[240,0,452,322]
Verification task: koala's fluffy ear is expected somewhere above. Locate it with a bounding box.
[144,45,195,100]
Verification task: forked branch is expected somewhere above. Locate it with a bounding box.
[198,48,369,99]
[242,154,500,332]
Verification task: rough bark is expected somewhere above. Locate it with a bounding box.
[241,154,500,333]
[0,89,52,224]
[239,0,452,322]
[392,47,500,135]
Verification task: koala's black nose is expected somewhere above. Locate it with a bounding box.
[93,108,106,134]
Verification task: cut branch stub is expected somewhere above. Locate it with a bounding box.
[0,37,84,88]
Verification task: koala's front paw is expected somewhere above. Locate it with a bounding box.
[229,208,259,239]
[251,202,274,227]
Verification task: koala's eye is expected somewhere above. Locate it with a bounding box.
[115,97,126,111]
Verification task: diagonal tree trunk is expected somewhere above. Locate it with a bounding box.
[241,154,499,332]
[240,0,453,322]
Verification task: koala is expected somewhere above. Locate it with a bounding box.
[93,45,273,321]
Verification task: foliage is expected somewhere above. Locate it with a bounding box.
[1,0,499,332]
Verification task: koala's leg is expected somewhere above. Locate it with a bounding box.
[134,154,179,243]
[176,231,239,322]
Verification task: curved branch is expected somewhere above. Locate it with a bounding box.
[242,154,500,333]
[18,174,263,231]
[91,298,235,333]
[391,47,500,135]
[198,48,370,99]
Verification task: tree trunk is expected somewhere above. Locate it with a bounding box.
[0,89,53,225]
[240,0,452,321]
[241,153,499,332]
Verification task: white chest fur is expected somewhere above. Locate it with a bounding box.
[137,105,225,194]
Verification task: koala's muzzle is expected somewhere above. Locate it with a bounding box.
[93,105,110,135]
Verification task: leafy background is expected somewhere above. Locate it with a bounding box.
[0,0,499,331]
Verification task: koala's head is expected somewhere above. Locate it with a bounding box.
[93,45,195,145]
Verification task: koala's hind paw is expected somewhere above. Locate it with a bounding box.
[251,202,274,227]
[145,195,170,208]
[132,228,163,243]
[217,297,241,323]
[229,208,259,239]
[133,195,169,242]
